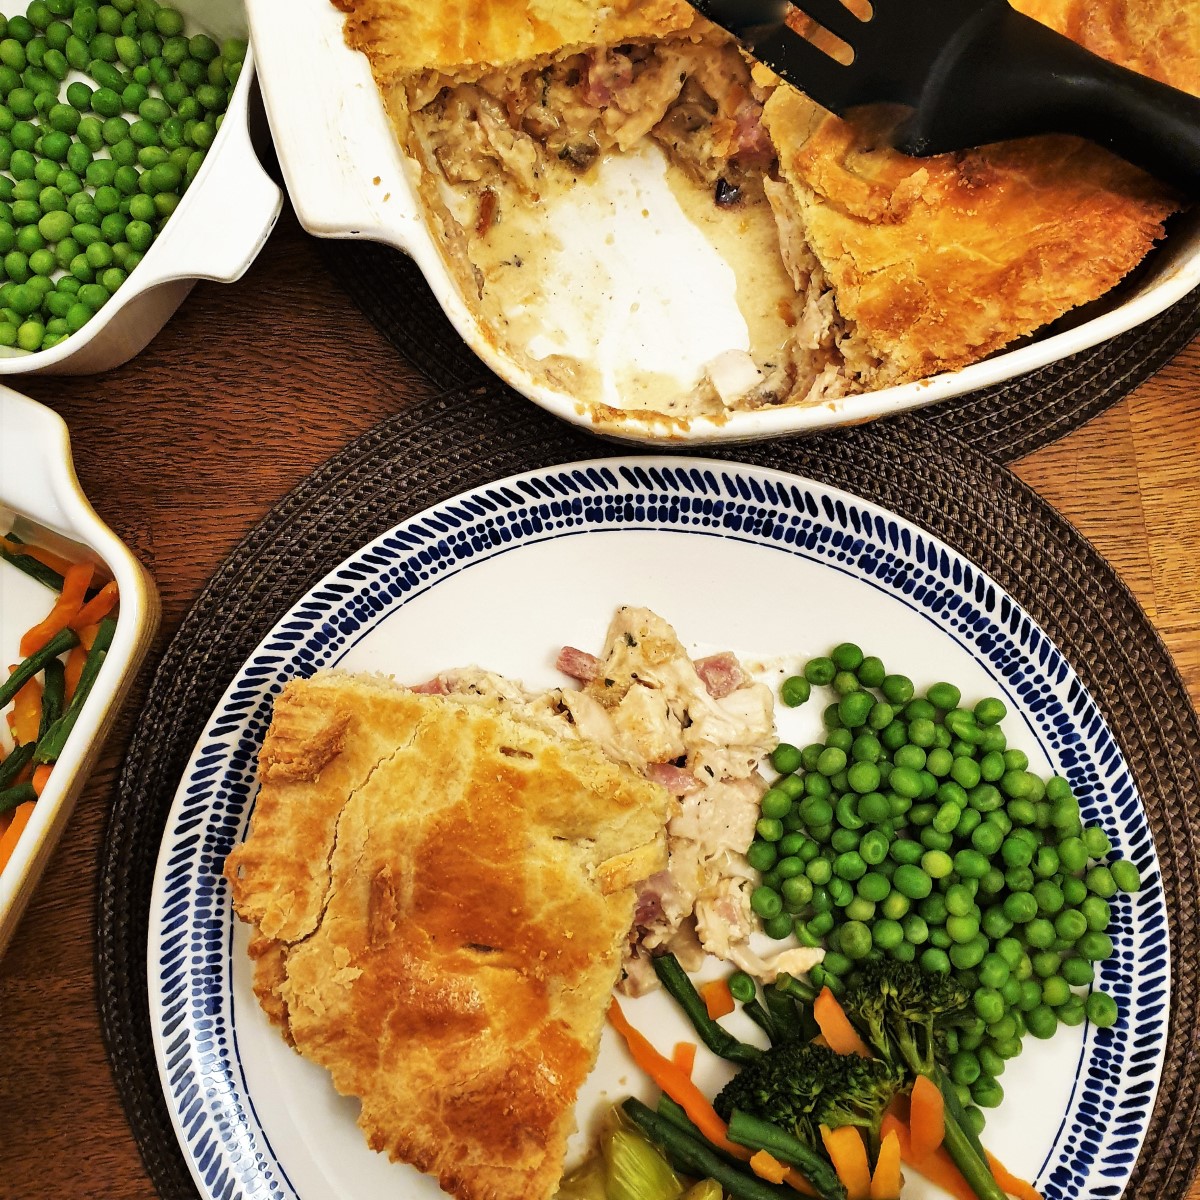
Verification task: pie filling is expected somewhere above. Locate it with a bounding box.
[401,36,883,417]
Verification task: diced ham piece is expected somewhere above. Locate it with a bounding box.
[731,99,774,165]
[694,651,747,699]
[556,645,601,682]
[646,762,703,794]
[583,50,634,108]
[409,677,449,694]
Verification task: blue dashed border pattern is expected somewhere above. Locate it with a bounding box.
[148,458,1168,1200]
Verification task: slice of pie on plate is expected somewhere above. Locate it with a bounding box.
[224,671,671,1200]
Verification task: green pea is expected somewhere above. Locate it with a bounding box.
[946,913,981,944]
[114,164,140,195]
[99,265,126,293]
[1034,881,1065,915]
[52,234,77,267]
[973,987,1005,1025]
[1054,909,1088,943]
[949,937,987,970]
[1076,931,1113,962]
[920,827,952,853]
[1085,865,1117,898]
[36,207,73,242]
[918,947,949,975]
[874,673,910,706]
[926,682,961,711]
[1110,859,1142,893]
[124,217,152,252]
[751,885,782,920]
[1086,991,1119,1029]
[15,318,43,351]
[856,871,890,903]
[833,851,866,881]
[85,240,114,269]
[75,281,108,312]
[893,864,933,900]
[1058,836,1088,874]
[780,675,810,708]
[838,919,872,960]
[155,7,186,38]
[950,755,981,789]
[1080,825,1111,858]
[804,656,835,686]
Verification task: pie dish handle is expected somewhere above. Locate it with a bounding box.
[0,386,100,545]
[128,45,282,290]
[246,0,425,252]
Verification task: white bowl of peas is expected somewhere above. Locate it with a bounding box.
[0,0,281,374]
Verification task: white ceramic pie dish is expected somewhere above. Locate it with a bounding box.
[0,0,282,377]
[249,0,1200,445]
[0,384,158,957]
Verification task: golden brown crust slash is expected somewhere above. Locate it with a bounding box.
[333,0,707,79]
[227,672,670,1200]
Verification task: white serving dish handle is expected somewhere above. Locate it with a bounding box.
[247,0,425,251]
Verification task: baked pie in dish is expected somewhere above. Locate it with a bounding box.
[329,0,1194,424]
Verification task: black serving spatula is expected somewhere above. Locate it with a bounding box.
[690,0,1200,194]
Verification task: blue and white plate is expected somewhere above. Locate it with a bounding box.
[148,458,1168,1200]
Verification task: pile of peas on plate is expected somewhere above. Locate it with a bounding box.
[0,0,246,352]
[747,642,1144,1127]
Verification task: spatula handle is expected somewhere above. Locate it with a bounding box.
[898,6,1200,196]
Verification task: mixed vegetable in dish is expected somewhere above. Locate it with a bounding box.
[0,0,245,352]
[0,531,117,871]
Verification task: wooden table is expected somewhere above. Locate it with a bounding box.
[1,206,1197,1199]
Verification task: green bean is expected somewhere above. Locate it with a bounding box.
[34,616,114,763]
[0,625,79,709]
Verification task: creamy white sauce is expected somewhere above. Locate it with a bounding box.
[465,144,798,414]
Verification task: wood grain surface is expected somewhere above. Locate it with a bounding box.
[0,205,1196,1199]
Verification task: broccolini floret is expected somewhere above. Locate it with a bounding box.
[713,1040,901,1149]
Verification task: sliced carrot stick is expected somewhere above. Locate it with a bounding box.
[31,764,52,796]
[69,580,118,630]
[0,800,35,874]
[7,671,42,744]
[607,998,750,1161]
[820,1125,872,1200]
[701,977,735,1020]
[870,1130,903,1200]
[813,986,873,1057]
[19,561,93,656]
[0,811,11,840]
[63,645,87,703]
[985,1151,1043,1200]
[0,536,74,577]
[751,1149,790,1185]
[672,1041,697,1077]
[909,1074,946,1161]
[880,1115,976,1200]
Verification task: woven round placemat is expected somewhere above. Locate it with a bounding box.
[98,384,1200,1200]
[314,237,1200,464]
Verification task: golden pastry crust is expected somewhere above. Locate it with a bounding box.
[224,671,670,1200]
[333,0,706,78]
[764,88,1176,385]
[1014,0,1200,91]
